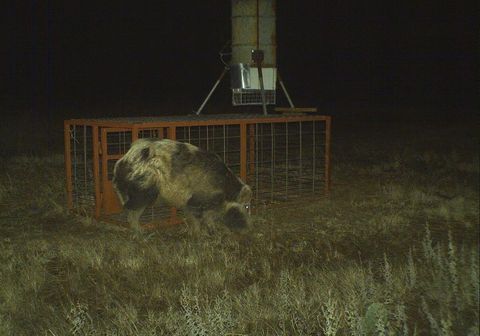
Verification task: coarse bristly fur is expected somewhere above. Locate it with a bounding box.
[112,138,252,231]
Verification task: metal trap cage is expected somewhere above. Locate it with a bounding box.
[64,114,331,227]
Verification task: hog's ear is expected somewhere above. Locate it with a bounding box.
[140,147,151,161]
[237,185,252,204]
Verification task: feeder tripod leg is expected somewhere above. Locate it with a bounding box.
[194,67,228,115]
[257,65,268,115]
[277,72,295,108]
[252,49,268,115]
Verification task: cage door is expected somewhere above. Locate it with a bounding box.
[100,128,133,215]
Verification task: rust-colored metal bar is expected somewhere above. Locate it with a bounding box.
[100,128,109,204]
[132,126,139,142]
[248,124,255,182]
[64,115,330,129]
[92,126,101,218]
[324,116,332,195]
[167,126,178,223]
[240,123,247,182]
[168,126,176,141]
[64,121,73,209]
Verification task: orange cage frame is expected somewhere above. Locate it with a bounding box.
[64,114,331,227]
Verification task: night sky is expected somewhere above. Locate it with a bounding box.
[4,1,476,118]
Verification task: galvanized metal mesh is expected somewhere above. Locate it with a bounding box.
[248,121,326,209]
[105,130,131,180]
[176,125,241,175]
[68,124,96,213]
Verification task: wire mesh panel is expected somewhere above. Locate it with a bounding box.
[103,129,132,181]
[67,124,96,213]
[248,120,326,208]
[176,125,241,176]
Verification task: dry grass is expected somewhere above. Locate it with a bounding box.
[0,118,478,335]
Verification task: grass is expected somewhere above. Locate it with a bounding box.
[0,117,478,335]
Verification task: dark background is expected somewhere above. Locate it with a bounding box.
[2,1,477,125]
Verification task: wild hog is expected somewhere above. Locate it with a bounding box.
[113,138,252,231]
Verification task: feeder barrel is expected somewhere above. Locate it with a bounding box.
[231,0,276,67]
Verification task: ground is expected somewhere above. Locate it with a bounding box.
[0,114,478,335]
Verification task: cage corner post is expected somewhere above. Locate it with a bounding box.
[92,125,101,219]
[132,125,139,142]
[167,125,181,225]
[324,116,332,196]
[64,120,73,209]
